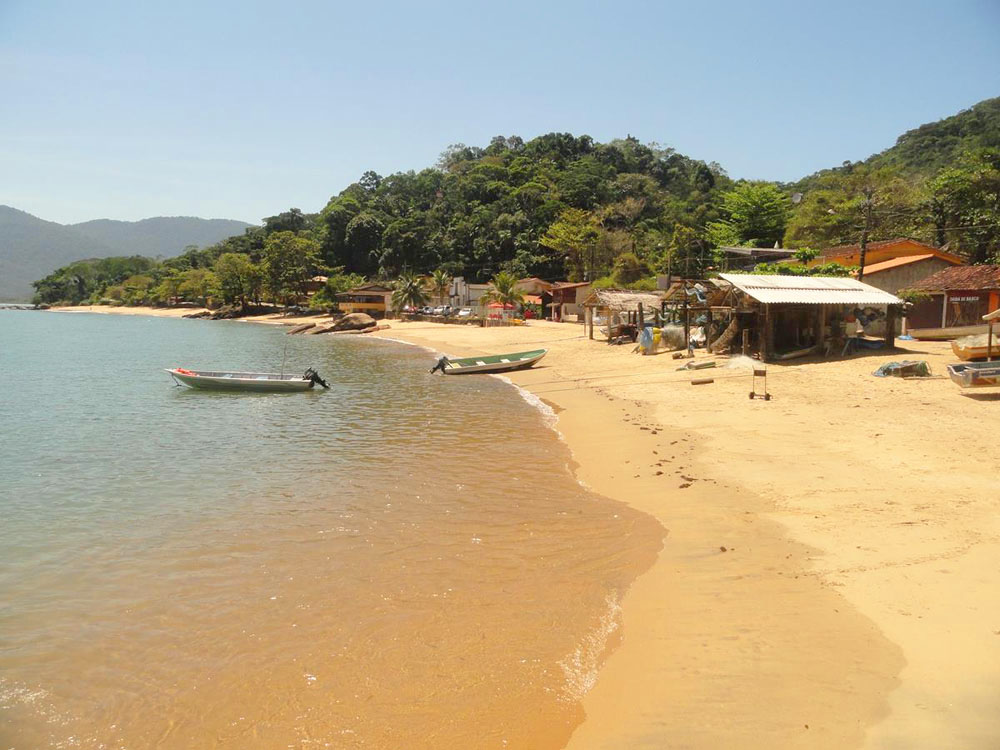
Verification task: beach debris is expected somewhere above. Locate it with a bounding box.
[690,377,714,385]
[720,546,727,552]
[871,360,931,378]
[677,360,717,371]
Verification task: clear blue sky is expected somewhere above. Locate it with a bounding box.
[2,0,998,225]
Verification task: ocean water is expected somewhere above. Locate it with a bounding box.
[0,311,662,749]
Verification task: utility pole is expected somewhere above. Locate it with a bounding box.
[857,186,874,281]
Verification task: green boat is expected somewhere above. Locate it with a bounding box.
[430,349,547,375]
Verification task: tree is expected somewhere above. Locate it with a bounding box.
[429,269,451,305]
[929,149,1000,263]
[177,268,217,305]
[480,271,525,307]
[391,272,428,311]
[213,252,261,309]
[706,182,789,248]
[539,208,600,281]
[263,231,323,306]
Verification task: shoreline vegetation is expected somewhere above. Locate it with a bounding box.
[41,306,1000,748]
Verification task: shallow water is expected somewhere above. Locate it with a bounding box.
[0,312,662,749]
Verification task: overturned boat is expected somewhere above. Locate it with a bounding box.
[166,367,330,392]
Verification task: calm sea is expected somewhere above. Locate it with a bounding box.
[0,311,662,750]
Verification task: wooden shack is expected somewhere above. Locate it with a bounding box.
[715,274,905,362]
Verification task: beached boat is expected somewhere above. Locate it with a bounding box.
[946,362,1000,389]
[951,333,1000,361]
[166,368,329,391]
[430,349,547,375]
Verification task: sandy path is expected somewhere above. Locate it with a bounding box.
[372,320,1000,749]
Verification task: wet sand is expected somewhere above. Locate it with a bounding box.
[371,319,1000,749]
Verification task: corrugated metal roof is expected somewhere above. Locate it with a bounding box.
[719,273,903,305]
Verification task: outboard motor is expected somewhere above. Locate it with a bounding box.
[304,368,330,389]
[430,356,449,374]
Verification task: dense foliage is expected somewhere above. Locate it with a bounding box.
[32,99,1000,306]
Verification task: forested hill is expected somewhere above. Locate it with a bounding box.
[0,207,251,300]
[27,95,1000,307]
[794,97,1000,190]
[868,96,1000,175]
[313,134,731,283]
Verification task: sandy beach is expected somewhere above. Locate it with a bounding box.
[369,319,1000,749]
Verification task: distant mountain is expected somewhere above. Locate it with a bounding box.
[68,216,254,259]
[0,206,252,301]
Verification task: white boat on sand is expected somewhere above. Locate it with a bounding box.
[166,368,329,392]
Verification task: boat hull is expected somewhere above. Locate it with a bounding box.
[946,362,1000,389]
[441,349,547,375]
[951,336,1000,361]
[909,324,988,341]
[166,369,316,392]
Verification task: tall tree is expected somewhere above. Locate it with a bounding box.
[480,271,525,307]
[429,269,451,305]
[539,208,601,281]
[706,182,790,248]
[391,271,428,311]
[263,231,323,306]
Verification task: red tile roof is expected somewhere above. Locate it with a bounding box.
[907,265,1000,291]
[819,237,940,259]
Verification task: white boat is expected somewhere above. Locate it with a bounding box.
[166,368,329,392]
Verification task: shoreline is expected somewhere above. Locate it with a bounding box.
[38,307,1000,747]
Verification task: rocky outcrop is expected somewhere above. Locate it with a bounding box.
[331,312,377,331]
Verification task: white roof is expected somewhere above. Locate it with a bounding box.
[718,273,903,306]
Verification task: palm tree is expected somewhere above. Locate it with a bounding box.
[391,271,428,312]
[480,271,525,309]
[430,269,451,305]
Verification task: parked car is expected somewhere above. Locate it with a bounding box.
[457,307,474,318]
[420,306,435,315]
[433,305,454,316]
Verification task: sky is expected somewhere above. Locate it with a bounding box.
[2,0,999,225]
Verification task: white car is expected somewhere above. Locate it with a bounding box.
[457,307,474,318]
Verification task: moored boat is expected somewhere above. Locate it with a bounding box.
[430,349,547,375]
[166,368,329,391]
[946,362,1000,389]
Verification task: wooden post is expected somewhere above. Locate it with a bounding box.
[587,306,593,340]
[817,304,827,354]
[762,304,772,362]
[885,305,897,350]
[705,309,714,351]
[742,328,750,357]
[683,286,690,349]
[637,302,644,329]
[607,308,613,344]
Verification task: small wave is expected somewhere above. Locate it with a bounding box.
[495,376,558,431]
[557,591,623,703]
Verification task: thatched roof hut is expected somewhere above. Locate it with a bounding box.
[581,289,665,341]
